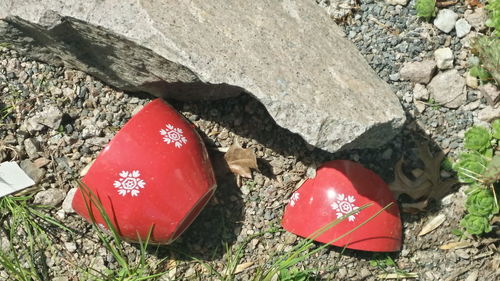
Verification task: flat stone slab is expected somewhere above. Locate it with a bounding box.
[0,0,405,152]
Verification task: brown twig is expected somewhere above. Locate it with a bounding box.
[436,0,459,8]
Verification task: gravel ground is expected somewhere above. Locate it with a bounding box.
[1,1,499,280]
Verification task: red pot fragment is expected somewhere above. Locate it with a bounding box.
[72,99,216,244]
[282,160,402,252]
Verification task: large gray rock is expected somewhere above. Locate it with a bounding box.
[0,0,405,152]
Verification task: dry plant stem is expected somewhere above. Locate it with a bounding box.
[436,0,459,7]
[0,141,18,160]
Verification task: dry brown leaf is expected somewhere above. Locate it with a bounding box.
[390,157,432,200]
[418,214,446,236]
[224,143,258,178]
[466,0,483,7]
[436,0,459,7]
[389,142,458,212]
[416,143,458,200]
[440,241,474,250]
[234,261,254,274]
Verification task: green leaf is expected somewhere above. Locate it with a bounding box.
[279,268,311,281]
[415,0,436,21]
[441,157,454,172]
[485,0,500,36]
[460,214,492,235]
[469,65,492,82]
[453,152,488,183]
[385,256,396,267]
[464,126,492,152]
[466,188,499,217]
[492,119,500,139]
[451,229,464,237]
[483,148,494,158]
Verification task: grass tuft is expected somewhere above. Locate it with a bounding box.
[76,181,168,281]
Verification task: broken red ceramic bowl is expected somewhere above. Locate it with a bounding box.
[72,98,216,244]
[281,160,401,252]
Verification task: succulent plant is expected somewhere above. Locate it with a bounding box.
[460,214,492,235]
[464,126,492,152]
[415,0,436,21]
[454,152,488,183]
[465,188,499,217]
[472,36,500,85]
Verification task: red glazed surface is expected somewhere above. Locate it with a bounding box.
[282,160,401,252]
[72,99,216,244]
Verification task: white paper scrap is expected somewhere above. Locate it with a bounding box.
[0,162,36,198]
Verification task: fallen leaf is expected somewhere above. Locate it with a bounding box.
[377,272,418,279]
[440,241,474,250]
[465,0,483,7]
[416,143,457,200]
[390,157,432,200]
[419,214,446,236]
[389,142,458,212]
[224,143,258,178]
[234,261,254,274]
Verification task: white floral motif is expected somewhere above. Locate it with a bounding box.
[289,192,300,207]
[160,124,187,148]
[113,170,146,197]
[331,193,359,222]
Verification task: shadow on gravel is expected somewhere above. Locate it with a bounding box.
[167,93,320,167]
[167,93,460,236]
[167,92,458,200]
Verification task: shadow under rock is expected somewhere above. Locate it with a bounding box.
[169,92,459,207]
[167,93,321,167]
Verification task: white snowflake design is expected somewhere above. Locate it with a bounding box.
[113,170,146,197]
[331,193,359,222]
[160,124,187,148]
[289,192,300,207]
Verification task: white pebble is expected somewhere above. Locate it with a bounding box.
[434,9,459,33]
[455,18,471,38]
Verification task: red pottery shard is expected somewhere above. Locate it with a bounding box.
[282,160,402,252]
[72,99,216,244]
